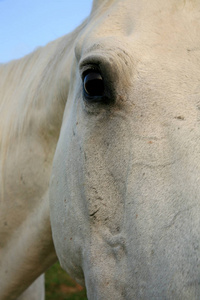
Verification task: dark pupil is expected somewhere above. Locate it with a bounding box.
[84,71,104,97]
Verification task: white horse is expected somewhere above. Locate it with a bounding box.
[1,0,200,299]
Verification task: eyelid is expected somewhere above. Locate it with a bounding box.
[79,54,105,78]
[81,65,101,81]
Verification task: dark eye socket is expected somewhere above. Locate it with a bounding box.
[83,70,104,99]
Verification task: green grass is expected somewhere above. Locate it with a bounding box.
[45,262,88,300]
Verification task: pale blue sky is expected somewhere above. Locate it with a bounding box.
[0,0,93,63]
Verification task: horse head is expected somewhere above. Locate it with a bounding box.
[49,1,200,299]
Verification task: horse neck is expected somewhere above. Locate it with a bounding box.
[0,19,88,162]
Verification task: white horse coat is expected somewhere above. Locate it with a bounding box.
[1,0,200,299]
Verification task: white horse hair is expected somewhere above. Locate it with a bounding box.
[0,0,200,299]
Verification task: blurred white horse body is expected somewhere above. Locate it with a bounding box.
[1,0,200,299]
[0,23,80,300]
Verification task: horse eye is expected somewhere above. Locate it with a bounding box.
[83,71,104,98]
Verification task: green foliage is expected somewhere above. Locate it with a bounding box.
[45,262,88,300]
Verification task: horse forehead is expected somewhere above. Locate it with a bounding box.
[77,0,200,60]
[91,0,200,11]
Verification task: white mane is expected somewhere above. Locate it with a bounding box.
[0,20,87,162]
